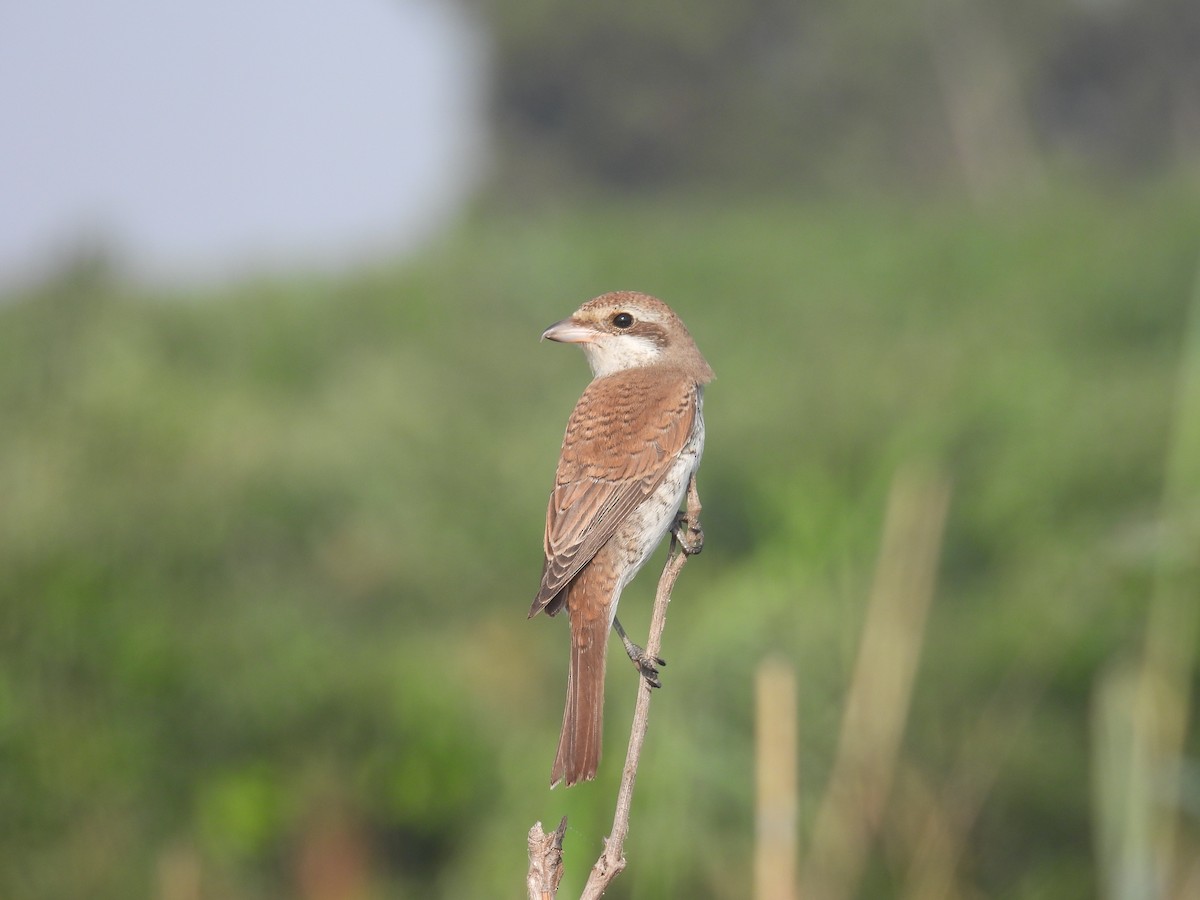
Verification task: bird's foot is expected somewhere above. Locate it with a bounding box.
[613,617,665,688]
[672,511,704,556]
[626,641,665,689]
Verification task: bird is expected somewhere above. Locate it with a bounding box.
[530,290,714,787]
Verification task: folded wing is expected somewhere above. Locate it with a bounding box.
[530,369,698,617]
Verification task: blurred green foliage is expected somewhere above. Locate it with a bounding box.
[2,180,1199,898]
[481,0,1200,193]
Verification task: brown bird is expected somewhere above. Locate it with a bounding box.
[530,291,714,787]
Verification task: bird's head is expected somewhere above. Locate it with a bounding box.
[541,291,714,383]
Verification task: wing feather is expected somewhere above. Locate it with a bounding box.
[530,369,698,615]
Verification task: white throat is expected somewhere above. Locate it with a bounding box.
[581,334,663,378]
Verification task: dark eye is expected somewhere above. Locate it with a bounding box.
[612,312,634,329]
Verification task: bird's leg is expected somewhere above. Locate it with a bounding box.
[671,473,705,556]
[613,616,664,689]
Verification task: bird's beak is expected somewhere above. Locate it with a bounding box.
[541,317,598,344]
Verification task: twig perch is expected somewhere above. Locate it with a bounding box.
[526,475,704,899]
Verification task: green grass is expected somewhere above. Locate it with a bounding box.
[1,178,1197,898]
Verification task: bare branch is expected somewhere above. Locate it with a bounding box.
[524,475,703,899]
[527,817,568,900]
[579,474,703,898]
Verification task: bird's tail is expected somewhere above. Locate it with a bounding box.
[551,607,608,787]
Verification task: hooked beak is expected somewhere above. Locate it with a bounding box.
[541,317,598,344]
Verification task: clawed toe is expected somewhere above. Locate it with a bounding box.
[612,615,668,689]
[631,648,666,689]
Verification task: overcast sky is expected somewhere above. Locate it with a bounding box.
[0,0,486,288]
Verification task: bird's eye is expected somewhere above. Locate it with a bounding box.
[612,312,634,329]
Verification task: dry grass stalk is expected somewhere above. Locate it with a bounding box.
[1097,264,1200,899]
[802,466,951,900]
[755,657,797,900]
[899,675,1041,900]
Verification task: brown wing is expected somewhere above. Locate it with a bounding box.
[530,369,698,616]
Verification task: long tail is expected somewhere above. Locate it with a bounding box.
[551,601,608,787]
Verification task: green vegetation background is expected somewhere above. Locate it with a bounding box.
[3,182,1199,897]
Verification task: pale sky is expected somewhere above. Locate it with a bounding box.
[0,0,486,287]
